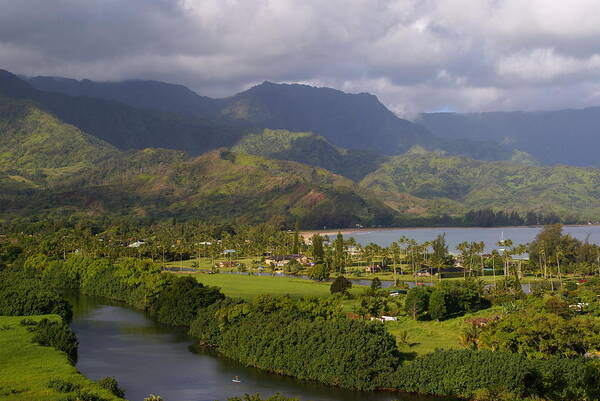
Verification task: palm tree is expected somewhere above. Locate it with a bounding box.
[389,241,401,283]
[555,245,563,289]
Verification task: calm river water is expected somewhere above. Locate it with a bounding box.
[69,294,451,401]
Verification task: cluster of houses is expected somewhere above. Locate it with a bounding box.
[264,254,311,267]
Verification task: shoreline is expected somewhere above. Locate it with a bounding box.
[301,223,600,240]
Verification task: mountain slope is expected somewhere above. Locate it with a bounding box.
[27,75,221,117]
[2,149,398,227]
[360,152,600,219]
[1,70,244,155]
[25,73,517,161]
[421,109,600,167]
[231,129,386,180]
[220,81,434,155]
[0,97,117,188]
[26,75,433,155]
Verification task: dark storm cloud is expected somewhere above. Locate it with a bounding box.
[3,0,600,113]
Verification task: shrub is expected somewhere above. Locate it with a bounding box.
[227,395,299,401]
[64,391,107,401]
[307,263,329,281]
[392,350,536,398]
[97,377,125,398]
[31,319,78,364]
[48,378,81,393]
[330,275,352,294]
[149,275,225,326]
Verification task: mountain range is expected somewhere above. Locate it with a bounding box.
[421,109,600,168]
[2,68,600,227]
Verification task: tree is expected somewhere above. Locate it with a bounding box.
[292,220,300,255]
[389,241,401,282]
[330,275,352,294]
[428,289,448,320]
[311,235,324,263]
[404,287,431,320]
[333,232,345,273]
[308,263,329,281]
[430,233,449,269]
[371,277,382,291]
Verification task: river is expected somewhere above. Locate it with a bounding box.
[68,293,451,401]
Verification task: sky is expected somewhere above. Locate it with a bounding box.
[3,0,600,115]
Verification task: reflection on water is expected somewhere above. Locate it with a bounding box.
[69,294,451,401]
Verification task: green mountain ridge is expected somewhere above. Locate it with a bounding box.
[2,70,600,226]
[231,129,386,181]
[360,152,600,220]
[0,100,396,227]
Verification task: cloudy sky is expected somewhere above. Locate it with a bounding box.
[3,0,600,115]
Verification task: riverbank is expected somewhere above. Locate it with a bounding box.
[0,315,123,401]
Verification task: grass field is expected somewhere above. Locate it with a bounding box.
[0,315,122,401]
[387,307,503,357]
[189,272,367,300]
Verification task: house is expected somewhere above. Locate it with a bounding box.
[218,261,238,268]
[364,264,389,273]
[222,249,236,256]
[370,316,397,322]
[128,240,145,248]
[264,254,309,267]
[346,246,362,256]
[416,266,463,277]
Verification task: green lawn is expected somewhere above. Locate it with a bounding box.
[189,272,366,301]
[386,307,503,357]
[0,315,123,401]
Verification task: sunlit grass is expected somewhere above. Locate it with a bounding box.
[0,315,122,401]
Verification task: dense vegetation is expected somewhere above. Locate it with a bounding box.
[28,318,79,364]
[39,256,224,326]
[392,349,600,401]
[0,271,72,321]
[231,129,385,180]
[190,295,400,390]
[361,151,600,220]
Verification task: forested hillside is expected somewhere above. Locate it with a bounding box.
[1,68,600,226]
[231,129,386,180]
[360,151,600,220]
